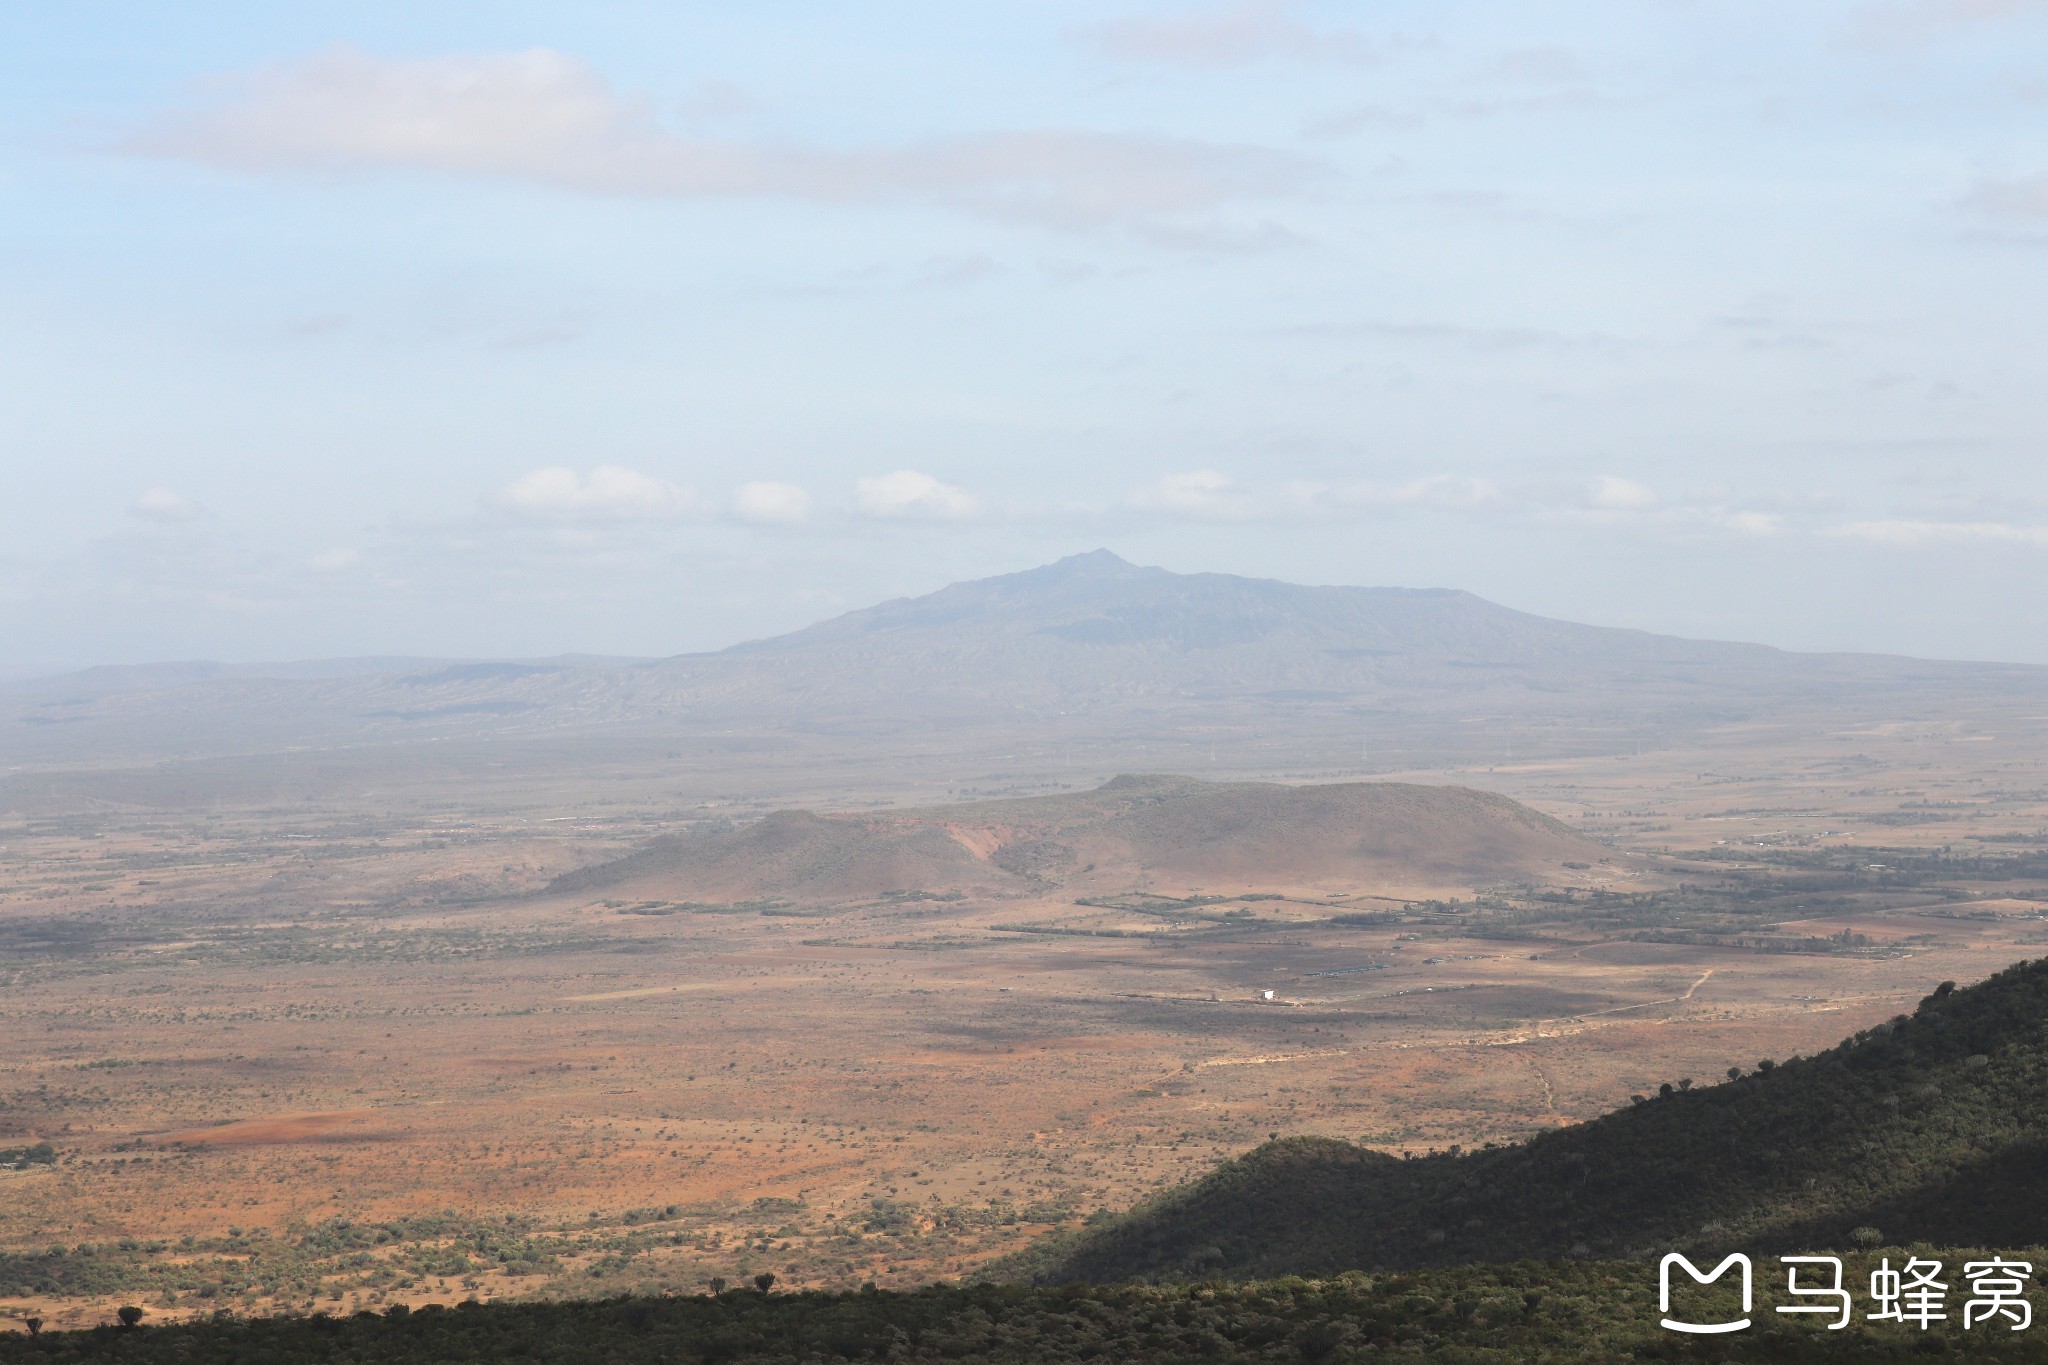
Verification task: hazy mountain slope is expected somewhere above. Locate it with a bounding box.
[0,657,461,699]
[7,551,2043,772]
[549,773,1602,903]
[695,549,2015,709]
[735,548,1753,669]
[669,550,1755,720]
[1026,957,2048,1283]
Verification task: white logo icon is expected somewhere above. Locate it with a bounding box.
[1660,1253,1753,1334]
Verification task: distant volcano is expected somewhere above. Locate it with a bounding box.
[5,551,2042,779]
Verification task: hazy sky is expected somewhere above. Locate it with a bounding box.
[6,1,2048,672]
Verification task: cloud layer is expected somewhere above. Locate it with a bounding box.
[1077,1,1384,67]
[462,463,2048,552]
[130,46,1310,231]
[1847,0,2048,47]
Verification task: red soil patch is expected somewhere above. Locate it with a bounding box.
[159,1110,392,1147]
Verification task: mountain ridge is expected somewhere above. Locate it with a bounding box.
[709,550,1794,678]
[6,552,2042,774]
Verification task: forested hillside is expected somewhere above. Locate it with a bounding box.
[8,1264,2048,1363]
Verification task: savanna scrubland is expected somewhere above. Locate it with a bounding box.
[5,556,2048,1356]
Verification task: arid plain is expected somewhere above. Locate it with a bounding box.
[6,703,2048,1329]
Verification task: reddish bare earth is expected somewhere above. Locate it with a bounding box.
[5,721,2048,1329]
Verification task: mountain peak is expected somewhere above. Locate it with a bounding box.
[993,548,1146,587]
[1049,548,1133,574]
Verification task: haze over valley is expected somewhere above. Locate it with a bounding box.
[6,558,2048,1332]
[8,553,2042,811]
[11,5,2048,1351]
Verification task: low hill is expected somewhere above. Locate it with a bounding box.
[549,773,1600,903]
[1026,955,2048,1283]
[551,807,1013,903]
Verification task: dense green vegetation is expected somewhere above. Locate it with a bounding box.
[10,1262,2048,1362]
[1024,956,2048,1283]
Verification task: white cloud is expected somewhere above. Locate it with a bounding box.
[1588,475,1658,510]
[496,465,700,520]
[1967,175,2048,217]
[1712,510,1783,537]
[1130,469,1251,520]
[1078,1,1382,66]
[130,488,205,523]
[732,481,811,526]
[1829,518,2048,545]
[129,46,1309,232]
[854,470,980,520]
[1848,0,2047,47]
[307,548,362,572]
